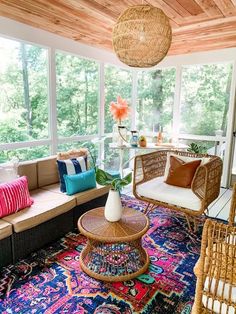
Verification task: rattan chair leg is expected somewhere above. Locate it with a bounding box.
[144,202,151,214]
[185,214,193,232]
[146,203,157,215]
[193,218,198,233]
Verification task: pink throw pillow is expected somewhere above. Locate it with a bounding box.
[0,176,34,218]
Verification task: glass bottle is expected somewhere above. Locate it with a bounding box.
[130,130,139,147]
[157,126,163,145]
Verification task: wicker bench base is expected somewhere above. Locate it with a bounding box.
[0,236,12,267]
[12,210,73,263]
[0,194,108,266]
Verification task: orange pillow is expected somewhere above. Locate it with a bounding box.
[165,156,201,188]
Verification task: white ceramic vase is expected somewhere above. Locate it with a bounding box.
[104,189,123,222]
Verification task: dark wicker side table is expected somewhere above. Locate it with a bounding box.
[78,207,149,282]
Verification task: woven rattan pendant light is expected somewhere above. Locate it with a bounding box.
[112,4,172,68]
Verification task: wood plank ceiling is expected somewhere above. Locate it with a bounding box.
[0,0,236,56]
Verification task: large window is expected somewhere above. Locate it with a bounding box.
[0,37,49,144]
[104,65,132,133]
[56,52,99,137]
[137,68,176,134]
[180,63,233,136]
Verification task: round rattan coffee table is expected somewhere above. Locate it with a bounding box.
[78,207,149,282]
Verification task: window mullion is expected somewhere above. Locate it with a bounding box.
[172,65,182,141]
[48,47,58,154]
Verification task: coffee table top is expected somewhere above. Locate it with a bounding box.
[78,207,149,242]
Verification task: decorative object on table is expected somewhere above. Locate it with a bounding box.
[187,142,207,154]
[156,126,163,145]
[96,168,132,222]
[130,130,139,147]
[138,135,147,147]
[112,4,172,68]
[110,96,130,147]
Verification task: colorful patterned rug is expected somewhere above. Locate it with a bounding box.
[0,195,204,314]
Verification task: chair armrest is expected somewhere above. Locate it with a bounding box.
[133,150,167,188]
[192,157,223,208]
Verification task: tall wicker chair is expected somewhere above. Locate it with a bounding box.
[133,150,223,231]
[229,184,236,227]
[192,219,236,313]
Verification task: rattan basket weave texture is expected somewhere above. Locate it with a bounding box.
[112,5,172,68]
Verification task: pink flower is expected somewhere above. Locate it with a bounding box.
[110,96,129,123]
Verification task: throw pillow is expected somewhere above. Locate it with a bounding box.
[57,148,88,160]
[0,157,19,184]
[0,176,34,218]
[163,152,210,180]
[57,156,88,192]
[165,156,201,188]
[63,169,96,195]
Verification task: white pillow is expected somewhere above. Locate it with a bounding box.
[163,152,211,180]
[0,157,19,184]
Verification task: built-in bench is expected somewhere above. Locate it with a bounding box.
[0,155,109,267]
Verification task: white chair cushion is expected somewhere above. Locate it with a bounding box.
[202,277,236,314]
[136,176,201,211]
[164,153,211,180]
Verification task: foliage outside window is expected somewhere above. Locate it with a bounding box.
[0,146,50,163]
[0,37,49,144]
[180,63,233,136]
[137,68,176,134]
[104,64,132,133]
[56,52,99,137]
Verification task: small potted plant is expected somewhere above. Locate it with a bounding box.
[139,135,147,147]
[96,168,132,222]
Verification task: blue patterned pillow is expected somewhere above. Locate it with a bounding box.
[57,156,87,192]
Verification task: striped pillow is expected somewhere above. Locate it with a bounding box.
[57,156,88,192]
[0,176,34,218]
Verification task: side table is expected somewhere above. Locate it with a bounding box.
[78,207,149,282]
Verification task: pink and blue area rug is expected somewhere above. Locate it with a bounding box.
[0,195,204,314]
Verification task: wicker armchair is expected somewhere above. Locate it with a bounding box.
[192,219,236,313]
[229,184,236,227]
[133,150,223,230]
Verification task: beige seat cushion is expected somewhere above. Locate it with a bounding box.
[136,176,202,211]
[0,220,13,240]
[18,160,38,190]
[42,183,109,205]
[3,189,76,233]
[37,156,59,188]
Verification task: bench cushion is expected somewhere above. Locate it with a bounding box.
[42,183,109,205]
[18,160,38,190]
[136,176,201,211]
[2,189,76,233]
[0,220,12,240]
[37,156,59,188]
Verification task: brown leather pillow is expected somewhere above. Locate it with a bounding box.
[165,156,201,188]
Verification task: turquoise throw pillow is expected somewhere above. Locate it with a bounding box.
[63,169,96,196]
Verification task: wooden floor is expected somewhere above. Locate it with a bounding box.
[123,186,233,222]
